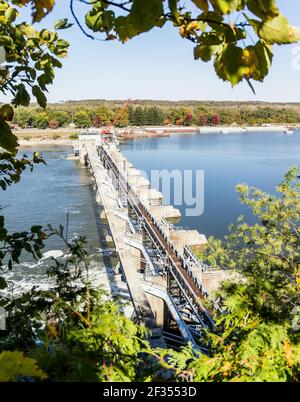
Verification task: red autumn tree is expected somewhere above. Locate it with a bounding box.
[184,112,193,126]
[211,113,221,125]
[93,115,102,128]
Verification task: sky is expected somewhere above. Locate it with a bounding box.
[8,1,300,103]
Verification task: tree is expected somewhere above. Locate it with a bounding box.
[51,111,69,127]
[198,113,208,126]
[145,106,164,125]
[35,112,49,129]
[93,115,101,128]
[145,107,155,125]
[152,106,164,125]
[184,111,194,126]
[211,113,221,125]
[13,108,36,128]
[184,168,300,381]
[133,106,145,126]
[48,119,59,129]
[73,110,92,128]
[93,105,112,126]
[114,108,129,127]
[128,105,135,125]
[168,108,185,125]
[0,1,69,148]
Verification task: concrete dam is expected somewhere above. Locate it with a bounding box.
[76,132,226,350]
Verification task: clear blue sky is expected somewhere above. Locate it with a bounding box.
[13,1,300,102]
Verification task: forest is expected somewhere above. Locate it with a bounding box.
[11,101,300,129]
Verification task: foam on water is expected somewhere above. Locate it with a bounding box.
[1,257,111,298]
[41,250,64,260]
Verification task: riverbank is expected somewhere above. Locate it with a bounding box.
[14,127,77,147]
[18,139,75,146]
[118,124,297,139]
[14,124,298,146]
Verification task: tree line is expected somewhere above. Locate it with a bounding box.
[12,104,300,129]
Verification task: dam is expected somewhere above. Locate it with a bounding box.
[75,131,226,350]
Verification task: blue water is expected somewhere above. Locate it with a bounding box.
[1,132,299,293]
[0,145,113,295]
[1,145,103,250]
[120,130,300,238]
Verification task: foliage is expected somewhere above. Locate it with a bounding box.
[73,110,92,128]
[0,151,43,190]
[93,105,113,126]
[113,107,129,127]
[0,0,69,153]
[185,167,300,382]
[69,132,78,140]
[132,106,144,126]
[198,113,208,126]
[48,119,59,129]
[50,111,69,127]
[35,112,48,129]
[0,227,153,382]
[0,351,47,382]
[211,112,221,125]
[11,102,300,130]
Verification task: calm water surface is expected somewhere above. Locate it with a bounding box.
[120,130,300,238]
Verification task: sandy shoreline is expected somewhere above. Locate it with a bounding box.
[18,139,75,147]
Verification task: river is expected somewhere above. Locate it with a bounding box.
[1,130,300,293]
[120,130,300,238]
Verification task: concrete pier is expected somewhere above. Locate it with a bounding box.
[77,134,219,348]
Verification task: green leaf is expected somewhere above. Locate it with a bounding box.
[194,44,222,61]
[0,277,7,289]
[256,14,300,44]
[0,104,14,122]
[214,44,248,85]
[85,9,104,32]
[0,351,47,381]
[54,18,73,30]
[31,225,43,233]
[210,0,245,14]
[192,0,209,13]
[5,7,18,22]
[32,85,47,108]
[37,70,54,90]
[246,0,279,21]
[0,118,18,153]
[115,0,165,41]
[13,84,30,107]
[252,41,273,80]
